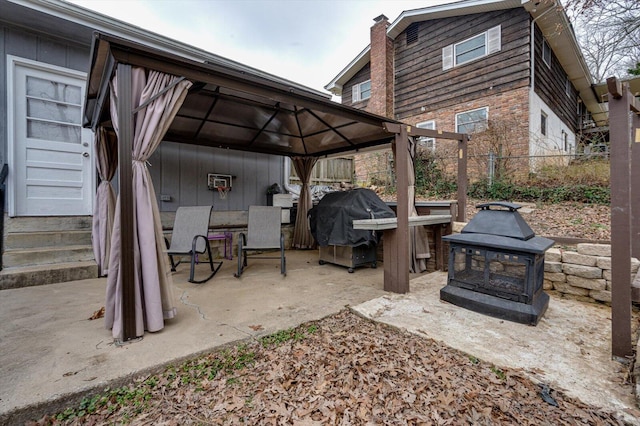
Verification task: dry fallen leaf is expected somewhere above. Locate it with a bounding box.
[36,310,630,425]
[88,306,105,320]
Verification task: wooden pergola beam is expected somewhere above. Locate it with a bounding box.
[405,126,469,222]
[382,123,468,293]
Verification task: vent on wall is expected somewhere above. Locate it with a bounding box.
[406,23,419,46]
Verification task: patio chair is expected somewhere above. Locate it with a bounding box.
[166,206,222,284]
[235,205,286,278]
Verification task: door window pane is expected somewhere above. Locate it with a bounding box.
[27,99,80,124]
[25,76,82,143]
[27,120,81,143]
[26,76,81,104]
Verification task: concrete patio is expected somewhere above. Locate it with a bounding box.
[1,249,638,424]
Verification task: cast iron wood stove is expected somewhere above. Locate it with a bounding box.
[441,202,554,325]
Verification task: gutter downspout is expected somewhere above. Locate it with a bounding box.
[283,157,299,198]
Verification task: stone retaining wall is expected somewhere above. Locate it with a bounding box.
[544,243,640,304]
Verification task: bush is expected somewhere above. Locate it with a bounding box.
[468,179,609,204]
[414,150,457,198]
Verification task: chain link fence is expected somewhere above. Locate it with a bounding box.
[358,149,610,201]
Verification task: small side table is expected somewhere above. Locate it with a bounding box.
[208,232,233,260]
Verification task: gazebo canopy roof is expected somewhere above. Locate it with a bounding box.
[84,32,399,158]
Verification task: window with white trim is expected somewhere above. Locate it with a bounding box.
[540,111,548,136]
[352,79,371,102]
[565,77,572,97]
[542,40,551,68]
[416,120,436,151]
[455,107,488,134]
[443,25,501,70]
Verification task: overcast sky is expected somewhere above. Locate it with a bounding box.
[68,0,449,95]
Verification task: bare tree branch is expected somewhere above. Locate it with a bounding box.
[562,0,640,81]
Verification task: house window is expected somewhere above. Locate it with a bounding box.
[542,40,551,68]
[416,120,436,151]
[352,79,371,102]
[406,23,419,45]
[541,111,548,136]
[456,107,488,134]
[443,25,501,70]
[565,77,572,97]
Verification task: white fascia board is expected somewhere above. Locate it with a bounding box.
[324,45,371,95]
[387,0,521,39]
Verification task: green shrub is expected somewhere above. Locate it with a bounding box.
[468,179,609,204]
[414,151,457,198]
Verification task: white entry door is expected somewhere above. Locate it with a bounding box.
[9,57,94,216]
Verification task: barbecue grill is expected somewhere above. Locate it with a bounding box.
[309,188,396,272]
[441,201,554,325]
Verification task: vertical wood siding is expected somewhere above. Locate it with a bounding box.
[341,8,578,134]
[393,9,531,120]
[533,25,579,131]
[343,63,371,108]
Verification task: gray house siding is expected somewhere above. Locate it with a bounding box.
[149,143,282,212]
[1,21,283,213]
[0,23,89,166]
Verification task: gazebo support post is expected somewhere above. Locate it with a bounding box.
[607,77,635,359]
[116,63,137,342]
[392,125,410,293]
[631,98,640,261]
[381,123,410,293]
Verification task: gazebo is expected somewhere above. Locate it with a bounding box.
[83,32,468,343]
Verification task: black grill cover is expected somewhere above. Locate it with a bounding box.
[309,188,396,247]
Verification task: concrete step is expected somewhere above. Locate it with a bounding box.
[5,230,92,250]
[0,261,99,290]
[3,245,95,268]
[4,215,92,233]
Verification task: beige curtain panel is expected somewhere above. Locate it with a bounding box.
[292,156,318,249]
[408,137,431,273]
[91,127,118,277]
[104,67,192,340]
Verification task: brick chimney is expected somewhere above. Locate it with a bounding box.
[368,14,394,118]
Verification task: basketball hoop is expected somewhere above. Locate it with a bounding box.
[217,186,230,199]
